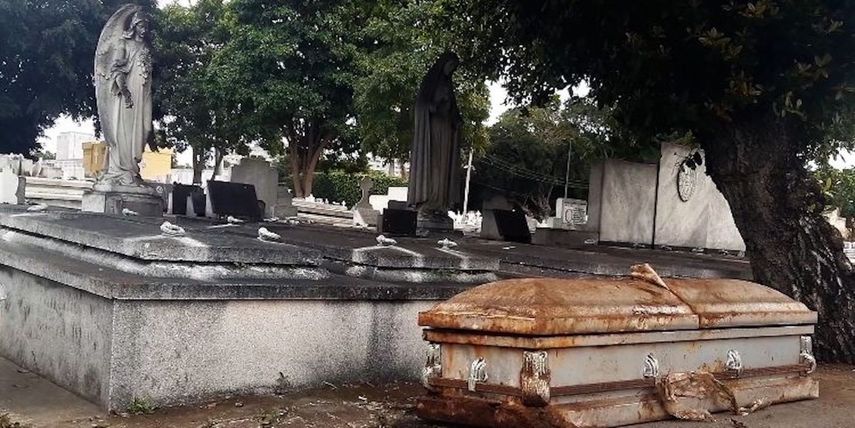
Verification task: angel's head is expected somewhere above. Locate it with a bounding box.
[122,11,150,41]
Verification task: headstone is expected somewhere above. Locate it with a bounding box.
[230,158,279,218]
[274,185,298,218]
[479,196,515,240]
[379,208,417,236]
[206,180,262,221]
[543,198,589,229]
[482,209,531,243]
[388,200,408,210]
[0,169,25,205]
[353,177,379,227]
[170,184,204,215]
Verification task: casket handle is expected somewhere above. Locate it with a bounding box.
[725,349,743,376]
[800,336,817,374]
[422,343,442,390]
[521,350,551,406]
[642,353,660,379]
[468,357,488,392]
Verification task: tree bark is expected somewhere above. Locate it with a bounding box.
[288,124,331,198]
[702,114,855,363]
[213,147,224,177]
[191,146,204,185]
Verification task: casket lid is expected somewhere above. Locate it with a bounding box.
[418,276,816,336]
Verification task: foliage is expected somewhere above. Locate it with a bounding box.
[816,166,855,218]
[126,397,156,415]
[0,0,154,156]
[154,0,248,179]
[453,0,855,158]
[0,413,28,428]
[311,171,407,207]
[206,0,360,196]
[473,98,641,218]
[451,0,855,360]
[351,0,490,164]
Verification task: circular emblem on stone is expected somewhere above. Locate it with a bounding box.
[677,160,697,202]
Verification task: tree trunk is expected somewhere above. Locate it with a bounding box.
[213,148,224,177]
[289,135,326,198]
[702,115,855,363]
[191,147,204,185]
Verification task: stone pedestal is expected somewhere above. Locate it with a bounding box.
[82,184,163,217]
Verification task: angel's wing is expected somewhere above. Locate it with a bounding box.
[94,4,141,147]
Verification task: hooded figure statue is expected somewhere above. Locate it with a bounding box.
[407,52,462,228]
[94,4,153,187]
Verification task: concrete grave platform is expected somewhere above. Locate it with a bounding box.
[0,206,472,411]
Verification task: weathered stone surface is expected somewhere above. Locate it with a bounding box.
[274,185,298,218]
[81,187,163,217]
[0,207,316,265]
[596,159,658,245]
[231,223,499,273]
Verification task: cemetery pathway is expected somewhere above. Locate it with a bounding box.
[1,357,853,427]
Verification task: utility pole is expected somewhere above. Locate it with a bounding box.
[563,140,572,199]
[463,149,474,213]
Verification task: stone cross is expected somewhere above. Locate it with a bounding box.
[356,177,374,209]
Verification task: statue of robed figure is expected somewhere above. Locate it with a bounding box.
[407,52,462,229]
[94,4,153,188]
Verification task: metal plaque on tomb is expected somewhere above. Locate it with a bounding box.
[416,268,818,427]
[677,160,697,202]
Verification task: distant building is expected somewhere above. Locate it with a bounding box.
[54,131,95,179]
[55,131,93,160]
[367,156,408,178]
[140,147,174,183]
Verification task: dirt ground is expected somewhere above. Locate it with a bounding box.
[3,363,855,428]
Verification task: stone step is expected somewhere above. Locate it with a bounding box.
[293,200,352,219]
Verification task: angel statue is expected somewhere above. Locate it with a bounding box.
[94,4,153,187]
[407,52,463,230]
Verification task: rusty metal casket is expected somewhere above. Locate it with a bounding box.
[416,274,818,427]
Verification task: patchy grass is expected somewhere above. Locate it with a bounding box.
[0,414,29,428]
[126,397,156,415]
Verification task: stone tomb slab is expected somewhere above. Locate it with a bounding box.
[198,222,501,283]
[0,207,316,266]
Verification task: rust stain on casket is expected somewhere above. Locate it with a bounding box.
[418,277,817,336]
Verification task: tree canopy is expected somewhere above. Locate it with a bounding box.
[203,0,359,196]
[351,0,489,169]
[0,0,154,155]
[474,97,645,218]
[155,0,248,183]
[454,0,855,361]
